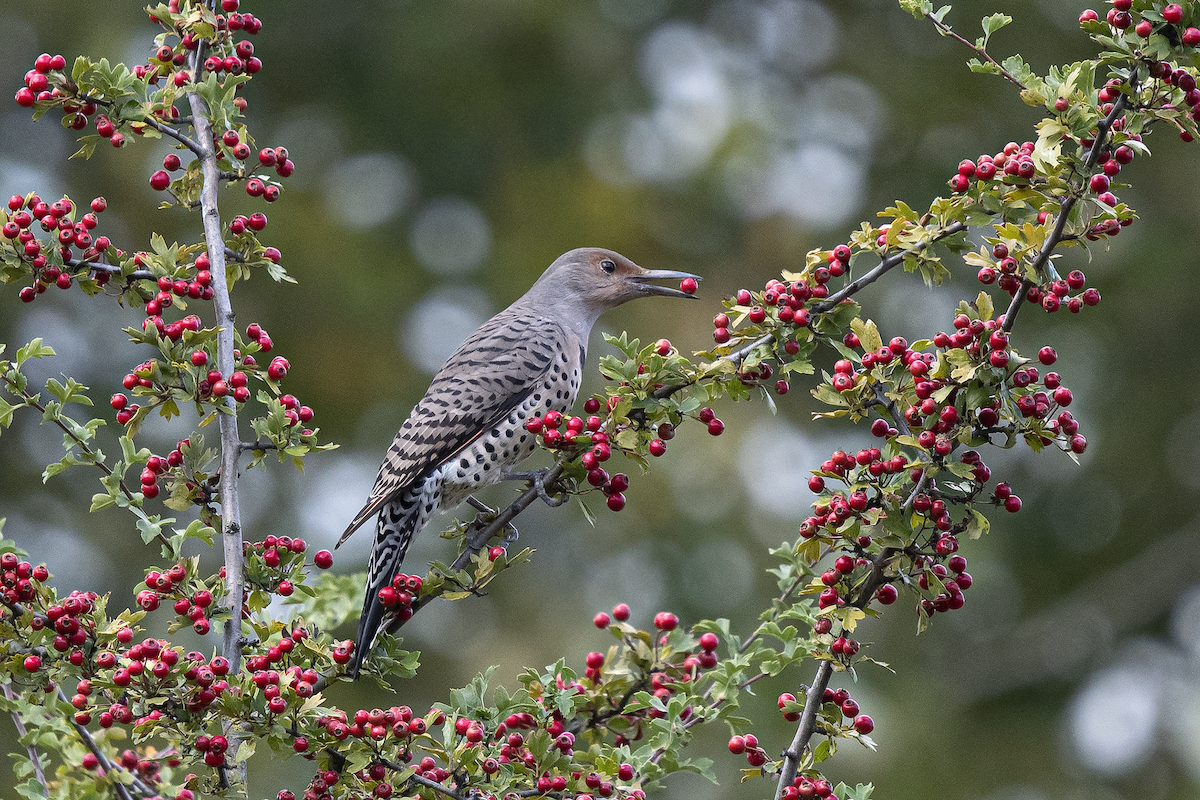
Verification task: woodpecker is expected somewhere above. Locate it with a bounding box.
[338,247,699,677]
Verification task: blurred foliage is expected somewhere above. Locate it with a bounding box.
[1,1,1198,799]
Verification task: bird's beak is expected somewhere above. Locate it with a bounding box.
[627,269,702,299]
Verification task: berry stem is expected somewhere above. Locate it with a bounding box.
[773,659,834,800]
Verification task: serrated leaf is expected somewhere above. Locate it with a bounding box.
[850,318,884,354]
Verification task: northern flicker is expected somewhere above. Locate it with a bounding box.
[337,247,699,677]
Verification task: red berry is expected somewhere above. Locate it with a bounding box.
[593,612,611,628]
[313,550,333,569]
[653,611,678,631]
[149,170,171,191]
[728,735,746,755]
[679,277,697,295]
[853,715,874,734]
[612,603,630,621]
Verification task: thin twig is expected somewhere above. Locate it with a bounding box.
[815,221,969,311]
[0,374,166,550]
[925,12,1028,89]
[3,684,48,796]
[139,114,202,155]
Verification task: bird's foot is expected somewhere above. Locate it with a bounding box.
[464,495,519,547]
[503,468,568,508]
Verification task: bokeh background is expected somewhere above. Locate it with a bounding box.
[2,0,1199,798]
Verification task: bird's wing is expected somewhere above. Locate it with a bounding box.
[337,310,572,546]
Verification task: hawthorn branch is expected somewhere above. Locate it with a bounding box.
[924,12,1028,90]
[774,659,834,800]
[185,47,244,676]
[1003,81,1133,332]
[3,684,48,796]
[650,220,968,400]
[815,220,968,311]
[59,689,157,800]
[184,24,249,789]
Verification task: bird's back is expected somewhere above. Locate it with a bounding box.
[339,306,583,544]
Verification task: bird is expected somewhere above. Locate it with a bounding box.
[336,247,700,677]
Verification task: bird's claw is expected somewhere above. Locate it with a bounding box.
[504,468,568,507]
[464,495,520,547]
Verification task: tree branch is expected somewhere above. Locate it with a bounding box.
[924,12,1028,89]
[814,221,968,311]
[773,659,834,800]
[1003,83,1133,332]
[185,25,248,788]
[3,684,48,797]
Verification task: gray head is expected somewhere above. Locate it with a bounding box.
[523,247,700,322]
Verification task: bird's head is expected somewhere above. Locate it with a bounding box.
[538,247,701,314]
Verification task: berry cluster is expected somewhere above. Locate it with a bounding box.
[726,731,771,768]
[5,194,116,302]
[377,572,423,625]
[137,559,215,634]
[948,141,1043,194]
[914,553,974,616]
[243,534,317,598]
[79,746,171,787]
[711,266,843,345]
[1,551,48,606]
[525,409,630,510]
[977,246,1102,315]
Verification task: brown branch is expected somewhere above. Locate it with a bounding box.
[925,12,1028,89]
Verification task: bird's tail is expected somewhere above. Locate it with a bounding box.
[347,492,425,679]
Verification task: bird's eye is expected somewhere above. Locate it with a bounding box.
[600,259,616,274]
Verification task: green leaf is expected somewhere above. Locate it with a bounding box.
[965,507,991,539]
[15,339,55,367]
[979,13,1008,40]
[850,318,884,354]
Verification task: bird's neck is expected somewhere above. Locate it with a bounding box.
[514,295,602,357]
